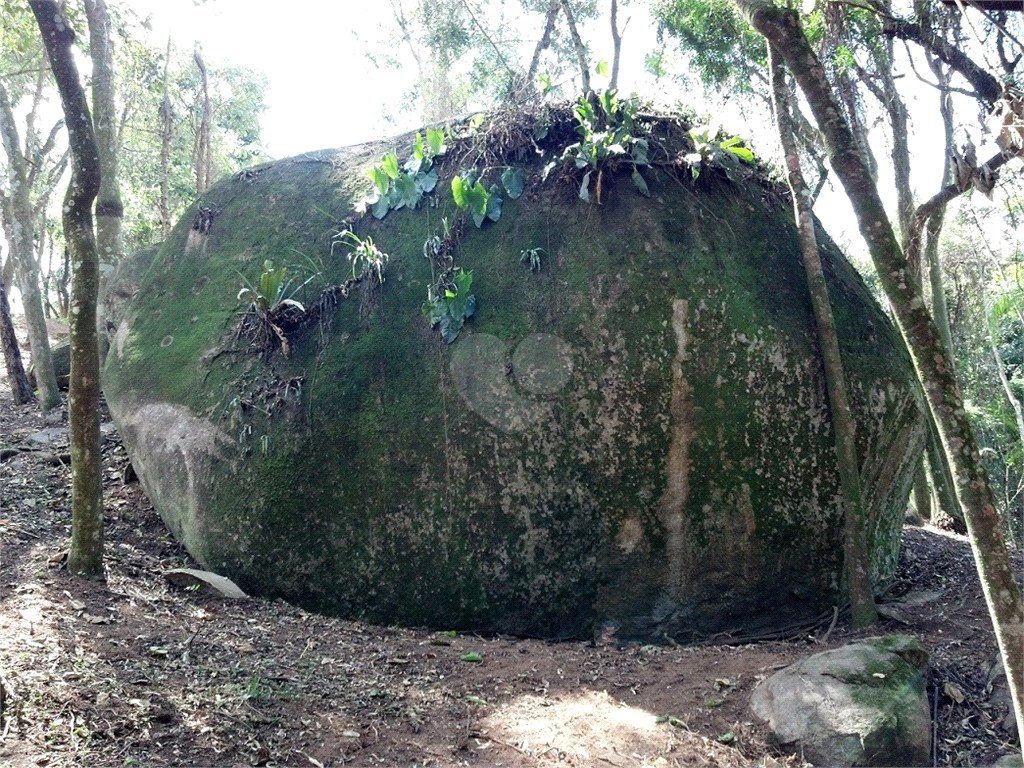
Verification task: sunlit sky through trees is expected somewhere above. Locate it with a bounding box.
[128,0,1008,254]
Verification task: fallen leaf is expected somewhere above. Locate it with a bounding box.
[945,681,966,704]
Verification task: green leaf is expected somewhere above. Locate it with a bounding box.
[579,170,592,202]
[460,652,482,663]
[367,166,390,195]
[381,152,400,180]
[426,127,445,157]
[727,145,755,163]
[595,60,610,78]
[451,175,468,208]
[631,138,650,166]
[485,185,503,222]
[501,167,525,199]
[413,132,425,162]
[392,173,420,209]
[537,72,552,96]
[371,195,391,219]
[599,88,617,118]
[416,168,438,194]
[631,168,650,197]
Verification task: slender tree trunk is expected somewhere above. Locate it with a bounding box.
[158,36,173,239]
[609,0,625,91]
[0,256,33,404]
[193,44,212,196]
[85,0,122,360]
[769,45,877,627]
[0,81,60,412]
[560,0,591,95]
[912,461,932,522]
[525,0,560,97]
[734,0,1024,744]
[31,0,105,579]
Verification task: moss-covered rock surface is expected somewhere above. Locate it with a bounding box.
[103,108,925,641]
[749,634,932,766]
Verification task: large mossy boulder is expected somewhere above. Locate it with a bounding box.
[103,111,925,641]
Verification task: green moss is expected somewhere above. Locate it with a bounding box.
[104,131,925,641]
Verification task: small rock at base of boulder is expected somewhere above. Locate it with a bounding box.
[27,339,71,391]
[164,568,247,599]
[750,634,931,767]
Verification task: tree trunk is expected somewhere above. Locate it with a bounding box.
[193,44,213,196]
[0,81,60,412]
[609,0,624,91]
[158,36,173,239]
[769,45,877,627]
[560,0,591,95]
[525,0,560,98]
[912,460,932,522]
[30,0,105,579]
[0,257,33,404]
[85,0,122,360]
[734,0,1024,744]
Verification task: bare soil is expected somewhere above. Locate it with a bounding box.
[0,334,1021,767]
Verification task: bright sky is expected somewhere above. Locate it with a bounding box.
[128,0,1003,254]
[132,0,665,159]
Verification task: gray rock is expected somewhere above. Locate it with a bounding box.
[102,127,926,640]
[25,427,68,446]
[164,568,247,599]
[27,339,70,391]
[750,635,931,767]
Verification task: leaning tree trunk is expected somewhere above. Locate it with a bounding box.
[158,36,173,239]
[769,45,877,627]
[734,0,1024,743]
[85,0,123,360]
[0,258,33,404]
[31,0,105,579]
[0,83,60,412]
[560,0,592,96]
[193,44,213,196]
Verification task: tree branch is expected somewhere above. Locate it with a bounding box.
[882,18,1002,106]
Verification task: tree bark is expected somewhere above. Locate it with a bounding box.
[525,0,560,97]
[0,254,33,404]
[609,0,624,91]
[882,18,1002,106]
[84,0,122,360]
[735,0,1023,743]
[158,36,173,239]
[30,0,105,579]
[0,79,60,411]
[560,0,591,95]
[193,44,212,195]
[769,45,877,627]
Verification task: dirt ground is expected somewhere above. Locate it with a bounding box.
[1,334,1022,767]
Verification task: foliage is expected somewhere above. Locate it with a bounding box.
[552,89,651,203]
[650,0,767,95]
[422,267,476,343]
[236,259,321,358]
[115,29,270,251]
[380,0,600,122]
[362,128,445,220]
[683,123,755,181]
[332,230,389,283]
[237,260,310,317]
[520,247,543,271]
[451,171,503,227]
